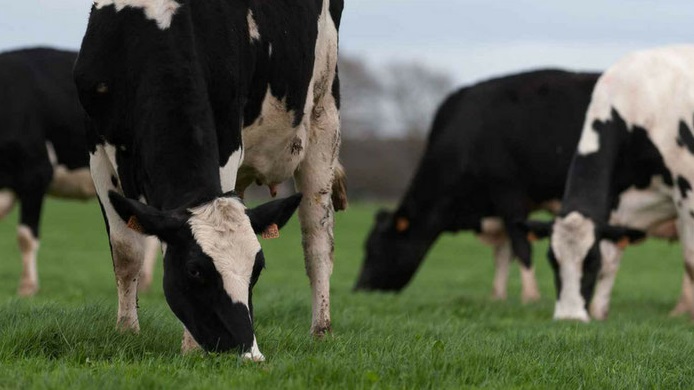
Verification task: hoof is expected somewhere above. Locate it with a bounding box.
[490,291,507,301]
[242,351,266,362]
[17,281,38,297]
[553,309,590,323]
[589,305,609,321]
[311,324,332,338]
[116,318,140,334]
[521,292,541,304]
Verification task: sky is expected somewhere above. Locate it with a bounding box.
[1,0,693,84]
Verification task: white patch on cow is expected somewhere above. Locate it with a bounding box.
[241,337,265,362]
[138,236,160,292]
[240,89,307,187]
[0,189,15,220]
[17,225,39,297]
[476,217,506,246]
[188,197,260,309]
[577,121,601,155]
[46,142,58,166]
[49,167,97,200]
[247,10,261,42]
[220,148,244,193]
[94,0,180,30]
[551,212,595,322]
[610,178,677,232]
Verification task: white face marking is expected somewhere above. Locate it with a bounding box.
[247,10,261,42]
[17,225,39,297]
[220,148,244,193]
[188,197,261,308]
[551,212,595,322]
[94,0,181,30]
[589,241,623,320]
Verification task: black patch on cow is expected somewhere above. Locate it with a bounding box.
[677,119,694,155]
[111,175,119,188]
[677,176,692,199]
[290,137,303,155]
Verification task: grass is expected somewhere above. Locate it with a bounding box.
[0,199,693,389]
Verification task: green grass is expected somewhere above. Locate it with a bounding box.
[0,199,693,389]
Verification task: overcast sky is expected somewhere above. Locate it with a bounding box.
[1,0,693,84]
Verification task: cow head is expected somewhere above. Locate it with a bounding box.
[523,213,645,321]
[354,209,435,291]
[109,191,302,355]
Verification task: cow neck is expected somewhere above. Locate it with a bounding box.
[561,109,629,222]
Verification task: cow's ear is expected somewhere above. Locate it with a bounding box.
[517,220,553,242]
[108,191,185,239]
[246,193,302,235]
[599,225,646,249]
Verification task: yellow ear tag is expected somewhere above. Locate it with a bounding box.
[127,216,144,234]
[616,237,630,250]
[262,223,280,240]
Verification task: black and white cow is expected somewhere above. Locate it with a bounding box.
[524,46,694,322]
[74,0,344,359]
[354,70,600,302]
[0,48,159,296]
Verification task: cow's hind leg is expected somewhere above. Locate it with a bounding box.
[491,240,511,300]
[16,179,50,297]
[295,99,340,336]
[670,273,694,317]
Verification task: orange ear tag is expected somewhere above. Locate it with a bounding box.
[262,223,280,240]
[395,218,410,233]
[616,237,630,250]
[127,216,144,234]
[527,232,538,242]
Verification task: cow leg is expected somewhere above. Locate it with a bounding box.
[491,240,511,300]
[669,273,694,317]
[589,241,623,320]
[295,99,340,336]
[16,184,49,297]
[90,145,146,332]
[137,236,160,293]
[181,328,201,354]
[491,188,540,302]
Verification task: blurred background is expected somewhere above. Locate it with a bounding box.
[2,0,693,200]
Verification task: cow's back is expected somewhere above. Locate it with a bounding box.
[403,70,599,226]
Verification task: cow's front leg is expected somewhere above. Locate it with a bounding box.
[138,236,160,293]
[91,145,145,332]
[295,104,340,336]
[589,241,623,320]
[670,273,694,317]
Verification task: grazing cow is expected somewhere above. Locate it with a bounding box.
[0,48,158,295]
[354,70,600,302]
[524,46,694,322]
[74,0,345,360]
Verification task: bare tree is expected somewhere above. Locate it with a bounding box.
[385,62,454,139]
[338,56,387,139]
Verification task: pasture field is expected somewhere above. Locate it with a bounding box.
[0,199,693,389]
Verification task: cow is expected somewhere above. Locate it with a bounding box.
[74,0,345,360]
[523,46,694,322]
[353,69,600,302]
[0,47,159,296]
